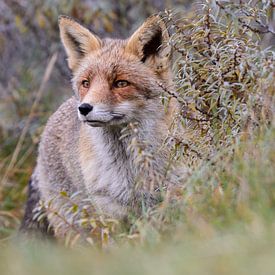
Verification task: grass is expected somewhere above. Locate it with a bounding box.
[0,230,275,275]
[0,126,274,274]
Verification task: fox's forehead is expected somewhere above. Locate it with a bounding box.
[74,38,146,80]
[100,38,127,55]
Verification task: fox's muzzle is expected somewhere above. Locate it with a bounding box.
[78,103,126,127]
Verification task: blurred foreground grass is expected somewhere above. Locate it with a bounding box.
[1,229,275,275]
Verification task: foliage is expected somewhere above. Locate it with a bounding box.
[162,0,274,165]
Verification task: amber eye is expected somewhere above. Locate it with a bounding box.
[114,80,130,88]
[81,80,90,88]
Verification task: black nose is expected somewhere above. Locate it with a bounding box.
[78,103,93,116]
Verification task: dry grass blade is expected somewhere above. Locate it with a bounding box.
[0,53,58,188]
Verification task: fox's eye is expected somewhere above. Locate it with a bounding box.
[114,80,129,88]
[81,80,90,88]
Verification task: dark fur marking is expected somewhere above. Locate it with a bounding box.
[141,28,162,63]
[20,179,54,239]
[66,32,86,57]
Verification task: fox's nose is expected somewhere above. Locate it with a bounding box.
[78,103,93,116]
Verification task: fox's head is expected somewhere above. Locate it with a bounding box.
[59,15,172,127]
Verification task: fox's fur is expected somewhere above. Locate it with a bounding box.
[21,15,178,238]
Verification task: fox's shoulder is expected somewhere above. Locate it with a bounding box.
[44,96,78,132]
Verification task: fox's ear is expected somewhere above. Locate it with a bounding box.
[59,15,101,70]
[125,15,171,73]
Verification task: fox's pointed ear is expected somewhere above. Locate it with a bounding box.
[59,15,101,70]
[125,15,171,73]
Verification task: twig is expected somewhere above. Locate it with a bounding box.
[15,143,36,169]
[157,81,186,105]
[216,1,275,35]
[0,53,58,188]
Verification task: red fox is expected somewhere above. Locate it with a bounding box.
[21,14,178,238]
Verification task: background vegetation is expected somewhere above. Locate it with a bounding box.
[0,0,274,274]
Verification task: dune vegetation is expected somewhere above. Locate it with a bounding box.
[0,1,274,274]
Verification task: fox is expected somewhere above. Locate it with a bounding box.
[20,14,178,238]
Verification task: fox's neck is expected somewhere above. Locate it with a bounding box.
[96,116,167,177]
[82,114,168,214]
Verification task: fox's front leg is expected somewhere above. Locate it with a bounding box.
[20,176,53,238]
